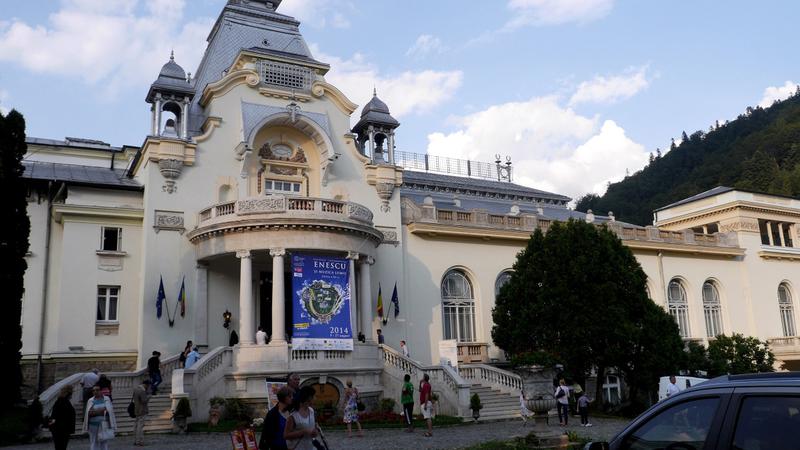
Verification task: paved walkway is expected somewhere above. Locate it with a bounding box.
[17,417,628,449]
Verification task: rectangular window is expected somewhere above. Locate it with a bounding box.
[758,219,771,245]
[101,227,122,251]
[782,223,794,247]
[265,179,301,194]
[97,286,120,322]
[706,223,719,234]
[771,221,782,246]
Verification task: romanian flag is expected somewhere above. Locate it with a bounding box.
[179,276,186,317]
[156,276,166,319]
[377,283,384,321]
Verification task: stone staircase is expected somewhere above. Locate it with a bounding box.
[73,391,174,435]
[469,383,520,421]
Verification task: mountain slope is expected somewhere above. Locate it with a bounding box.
[576,89,800,225]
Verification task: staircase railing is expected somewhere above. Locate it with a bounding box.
[380,345,471,417]
[40,353,181,416]
[459,363,523,395]
[171,346,233,422]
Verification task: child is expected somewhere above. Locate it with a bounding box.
[578,392,593,427]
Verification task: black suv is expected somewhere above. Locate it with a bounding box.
[585,372,800,450]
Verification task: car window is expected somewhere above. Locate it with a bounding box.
[620,397,719,450]
[732,396,800,450]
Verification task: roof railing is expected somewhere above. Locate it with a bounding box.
[395,150,513,182]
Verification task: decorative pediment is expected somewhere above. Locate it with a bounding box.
[257,142,307,163]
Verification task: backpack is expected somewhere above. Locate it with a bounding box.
[556,387,566,399]
[127,401,136,418]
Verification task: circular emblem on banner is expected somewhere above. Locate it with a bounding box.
[299,280,345,324]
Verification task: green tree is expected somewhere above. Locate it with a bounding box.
[0,110,28,408]
[491,219,683,407]
[706,334,775,376]
[683,340,710,376]
[736,150,780,192]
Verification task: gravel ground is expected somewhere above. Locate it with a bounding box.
[12,416,629,449]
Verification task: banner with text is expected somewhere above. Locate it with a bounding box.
[292,254,353,350]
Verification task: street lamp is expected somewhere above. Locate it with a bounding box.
[223,310,232,329]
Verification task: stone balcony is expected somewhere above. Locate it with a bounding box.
[768,337,800,357]
[187,195,385,255]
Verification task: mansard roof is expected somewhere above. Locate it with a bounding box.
[401,170,571,204]
[22,161,142,191]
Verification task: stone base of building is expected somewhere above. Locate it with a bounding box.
[21,354,137,400]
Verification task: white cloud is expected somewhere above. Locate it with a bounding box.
[0,0,213,94]
[758,80,798,108]
[505,0,615,29]
[425,94,648,199]
[569,66,651,106]
[312,46,463,119]
[406,34,447,58]
[279,0,353,29]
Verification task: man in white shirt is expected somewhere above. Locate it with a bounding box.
[256,326,267,345]
[80,368,100,402]
[400,340,410,357]
[666,375,681,397]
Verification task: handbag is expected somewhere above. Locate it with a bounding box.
[556,387,566,399]
[127,401,136,418]
[98,412,115,442]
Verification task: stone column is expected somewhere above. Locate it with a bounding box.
[194,262,209,349]
[237,250,254,345]
[270,248,286,344]
[388,131,395,164]
[347,252,359,338]
[180,99,189,139]
[154,95,163,136]
[359,256,375,342]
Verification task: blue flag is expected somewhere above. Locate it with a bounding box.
[156,276,166,319]
[391,282,399,318]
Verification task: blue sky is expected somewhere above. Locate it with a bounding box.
[2,0,799,199]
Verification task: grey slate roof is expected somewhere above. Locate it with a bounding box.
[401,170,571,203]
[653,186,734,212]
[27,137,124,152]
[147,54,195,103]
[353,94,399,132]
[22,161,142,190]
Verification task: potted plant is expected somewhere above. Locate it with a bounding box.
[173,397,192,434]
[470,393,483,421]
[208,397,225,427]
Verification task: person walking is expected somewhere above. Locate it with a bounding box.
[555,379,570,426]
[577,391,593,427]
[400,373,414,432]
[97,374,113,401]
[178,340,192,368]
[342,380,363,438]
[419,373,433,437]
[80,369,100,404]
[284,386,322,450]
[185,346,201,368]
[260,387,291,450]
[666,375,680,397]
[400,340,410,357]
[286,372,301,410]
[376,329,385,345]
[256,326,268,345]
[132,379,151,446]
[82,386,116,450]
[48,385,75,450]
[147,351,162,395]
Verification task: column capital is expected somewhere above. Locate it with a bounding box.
[346,251,360,260]
[270,248,286,257]
[361,256,375,265]
[236,249,251,259]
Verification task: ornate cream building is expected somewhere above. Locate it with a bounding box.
[18,0,800,427]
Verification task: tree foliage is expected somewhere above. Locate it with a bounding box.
[0,110,28,408]
[574,89,800,225]
[491,219,683,407]
[681,334,775,377]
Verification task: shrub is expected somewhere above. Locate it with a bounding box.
[378,398,396,413]
[470,393,483,411]
[209,397,225,407]
[224,398,249,421]
[174,398,192,418]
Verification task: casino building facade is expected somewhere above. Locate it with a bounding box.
[18,0,800,423]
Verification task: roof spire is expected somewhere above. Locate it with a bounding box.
[170,49,175,61]
[373,86,377,97]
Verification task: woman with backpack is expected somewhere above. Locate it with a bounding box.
[554,379,570,426]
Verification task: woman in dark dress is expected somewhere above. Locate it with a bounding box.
[260,387,291,450]
[48,385,76,450]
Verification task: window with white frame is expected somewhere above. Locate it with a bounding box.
[703,281,723,338]
[494,271,513,297]
[101,227,122,251]
[264,179,301,194]
[441,269,476,343]
[779,283,796,337]
[97,286,120,322]
[668,279,690,338]
[603,375,621,405]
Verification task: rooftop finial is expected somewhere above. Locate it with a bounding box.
[373,86,377,97]
[170,50,175,61]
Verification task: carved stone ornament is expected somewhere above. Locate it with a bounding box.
[347,203,373,223]
[269,166,296,175]
[378,227,399,246]
[719,219,760,233]
[258,142,307,163]
[237,196,287,215]
[158,159,183,194]
[375,182,395,212]
[154,210,185,234]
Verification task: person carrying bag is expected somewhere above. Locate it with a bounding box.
[82,386,117,450]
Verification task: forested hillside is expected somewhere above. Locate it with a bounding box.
[575,88,800,225]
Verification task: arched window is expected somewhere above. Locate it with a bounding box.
[778,283,796,337]
[668,279,690,338]
[702,281,722,338]
[441,269,476,343]
[494,271,513,297]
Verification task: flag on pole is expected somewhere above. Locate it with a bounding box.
[376,283,384,323]
[179,276,186,317]
[156,276,166,319]
[391,282,399,318]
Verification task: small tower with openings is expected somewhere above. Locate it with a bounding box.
[146,52,195,140]
[352,89,400,164]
